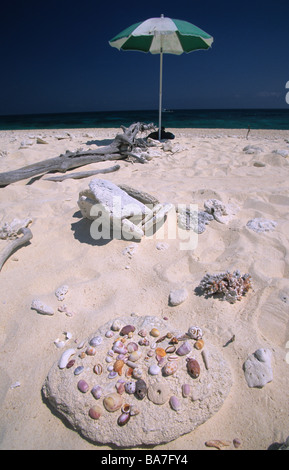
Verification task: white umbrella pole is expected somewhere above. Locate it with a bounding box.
[158,48,163,140]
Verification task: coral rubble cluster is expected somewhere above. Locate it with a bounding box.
[199,270,252,303]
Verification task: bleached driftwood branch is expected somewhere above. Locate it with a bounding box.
[43,164,120,181]
[0,227,33,271]
[0,123,155,187]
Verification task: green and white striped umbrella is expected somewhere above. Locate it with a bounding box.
[109,15,213,139]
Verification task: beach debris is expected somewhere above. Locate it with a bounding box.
[0,225,33,272]
[55,284,69,301]
[10,381,21,389]
[54,332,72,349]
[205,440,231,450]
[243,145,263,154]
[223,335,235,347]
[187,326,203,340]
[204,199,239,224]
[169,288,188,306]
[243,348,273,388]
[156,242,169,250]
[0,218,32,240]
[176,206,213,234]
[36,137,48,144]
[31,299,54,316]
[57,304,75,317]
[272,149,289,157]
[246,218,277,233]
[198,270,252,303]
[42,315,232,447]
[78,178,174,240]
[233,438,241,449]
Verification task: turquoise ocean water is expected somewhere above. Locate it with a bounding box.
[0,109,288,131]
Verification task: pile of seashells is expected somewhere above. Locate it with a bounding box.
[43,315,232,446]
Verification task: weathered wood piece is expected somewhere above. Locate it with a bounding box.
[0,227,33,271]
[43,164,120,181]
[0,123,155,187]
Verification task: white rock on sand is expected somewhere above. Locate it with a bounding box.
[0,127,289,450]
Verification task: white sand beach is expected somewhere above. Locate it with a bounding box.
[0,126,289,450]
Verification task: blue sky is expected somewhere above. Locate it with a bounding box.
[1,0,289,115]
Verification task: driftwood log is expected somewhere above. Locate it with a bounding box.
[0,227,33,271]
[0,123,155,187]
[43,164,120,182]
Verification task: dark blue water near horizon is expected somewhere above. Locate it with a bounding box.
[0,109,288,131]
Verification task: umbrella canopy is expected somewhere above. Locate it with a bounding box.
[109,15,213,139]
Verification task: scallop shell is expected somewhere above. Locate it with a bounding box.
[147,382,169,405]
[113,359,124,375]
[103,393,123,412]
[155,347,166,357]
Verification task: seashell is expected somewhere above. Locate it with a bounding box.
[105,330,114,338]
[58,348,76,369]
[169,337,179,344]
[156,356,166,367]
[115,380,125,395]
[111,319,122,331]
[77,379,89,393]
[77,340,86,349]
[150,328,160,337]
[127,342,138,353]
[148,364,161,375]
[66,359,75,369]
[233,438,241,449]
[91,385,102,399]
[167,354,179,361]
[129,404,140,416]
[105,356,113,363]
[120,325,135,336]
[125,367,133,378]
[147,349,154,357]
[125,381,136,394]
[107,349,114,357]
[89,405,102,420]
[182,383,191,398]
[135,379,147,400]
[194,339,204,350]
[188,326,203,340]
[74,365,84,376]
[129,350,141,362]
[89,336,102,347]
[165,345,176,354]
[107,365,114,372]
[201,349,209,370]
[186,358,201,378]
[93,363,103,375]
[108,371,118,379]
[117,412,130,426]
[169,395,181,411]
[114,359,124,375]
[103,392,123,412]
[121,403,131,414]
[138,338,150,346]
[205,440,231,450]
[126,360,138,369]
[156,334,167,343]
[138,329,147,337]
[163,361,178,376]
[132,367,142,379]
[112,340,127,355]
[155,347,166,357]
[86,345,96,356]
[176,340,192,356]
[147,382,169,405]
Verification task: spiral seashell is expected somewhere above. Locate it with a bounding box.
[103,393,123,412]
[89,405,102,420]
[132,367,142,379]
[91,385,102,399]
[186,357,201,378]
[105,330,114,338]
[187,326,203,340]
[113,359,124,376]
[176,340,192,356]
[77,379,89,393]
[93,363,102,375]
[121,403,131,414]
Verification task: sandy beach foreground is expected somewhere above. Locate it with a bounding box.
[0,127,289,450]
